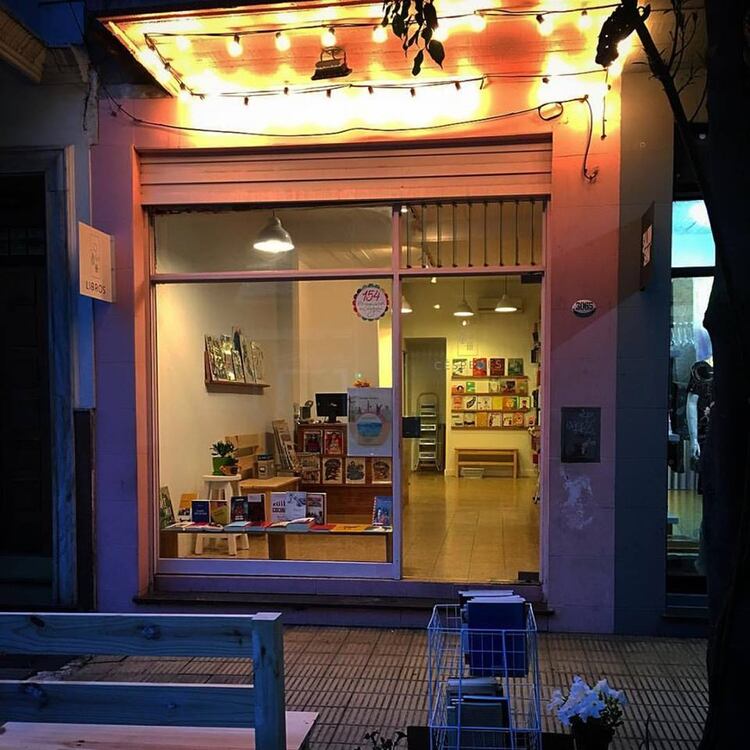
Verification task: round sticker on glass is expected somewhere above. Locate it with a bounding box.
[353,284,390,321]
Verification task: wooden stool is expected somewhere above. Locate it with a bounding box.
[194,475,249,556]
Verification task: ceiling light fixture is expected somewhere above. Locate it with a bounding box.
[430,276,437,284]
[253,215,294,253]
[275,32,291,51]
[401,295,413,314]
[454,280,474,318]
[227,34,243,57]
[495,277,519,313]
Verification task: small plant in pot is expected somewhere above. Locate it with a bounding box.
[355,730,406,750]
[548,676,626,750]
[211,441,238,475]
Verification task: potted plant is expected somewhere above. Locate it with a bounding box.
[355,730,406,750]
[211,441,238,475]
[548,676,626,750]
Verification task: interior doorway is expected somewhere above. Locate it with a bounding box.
[401,275,541,583]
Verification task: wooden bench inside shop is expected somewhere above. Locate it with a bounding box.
[0,612,317,750]
[455,447,519,478]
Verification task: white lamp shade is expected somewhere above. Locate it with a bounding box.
[401,296,413,314]
[253,216,294,253]
[453,299,474,317]
[494,293,519,313]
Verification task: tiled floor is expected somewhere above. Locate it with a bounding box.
[403,473,540,582]
[63,626,707,750]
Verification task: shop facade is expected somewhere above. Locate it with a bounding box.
[86,1,685,634]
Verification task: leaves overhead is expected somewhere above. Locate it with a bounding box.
[381,0,446,75]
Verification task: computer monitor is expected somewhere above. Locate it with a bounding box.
[315,393,348,423]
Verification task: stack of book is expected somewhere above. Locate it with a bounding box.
[445,676,510,749]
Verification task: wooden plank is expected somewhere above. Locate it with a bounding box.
[0,714,318,750]
[0,681,255,727]
[251,613,286,750]
[0,613,263,657]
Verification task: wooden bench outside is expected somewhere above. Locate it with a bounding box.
[0,612,317,750]
[455,448,519,478]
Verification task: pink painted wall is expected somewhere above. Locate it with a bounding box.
[91,93,620,630]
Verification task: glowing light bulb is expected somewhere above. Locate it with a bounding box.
[433,303,441,310]
[578,10,592,31]
[175,35,191,52]
[609,59,624,78]
[470,13,486,32]
[617,35,635,58]
[321,27,336,48]
[431,276,437,284]
[275,32,290,51]
[433,25,448,42]
[373,25,388,43]
[227,35,243,58]
[178,85,191,102]
[536,14,553,37]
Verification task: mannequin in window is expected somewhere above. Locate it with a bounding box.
[686,358,714,477]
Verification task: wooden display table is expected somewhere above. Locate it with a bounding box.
[455,447,519,478]
[239,476,301,520]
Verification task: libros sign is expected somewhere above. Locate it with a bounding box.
[79,222,114,302]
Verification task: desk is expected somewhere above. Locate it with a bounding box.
[455,448,519,478]
[239,476,301,521]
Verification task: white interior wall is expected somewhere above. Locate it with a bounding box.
[401,276,541,476]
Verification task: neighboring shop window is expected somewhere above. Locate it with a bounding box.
[666,200,714,605]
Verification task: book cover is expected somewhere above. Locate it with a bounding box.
[525,413,537,427]
[184,522,224,532]
[464,413,477,427]
[465,381,476,394]
[489,358,505,377]
[323,429,344,455]
[364,524,392,533]
[345,457,366,484]
[306,492,327,524]
[299,453,321,484]
[224,520,253,531]
[158,487,175,530]
[508,358,524,376]
[372,496,394,526]
[286,491,308,520]
[330,524,371,533]
[502,414,514,427]
[452,395,464,411]
[472,358,488,377]
[245,521,273,532]
[516,380,529,395]
[452,358,469,377]
[177,492,197,522]
[371,457,392,484]
[451,383,466,395]
[464,395,478,411]
[310,523,335,532]
[270,492,288,521]
[301,429,322,454]
[210,501,230,526]
[501,379,517,394]
[488,378,501,394]
[489,412,504,428]
[230,495,249,522]
[503,396,518,410]
[451,413,464,427]
[477,396,492,411]
[191,500,210,524]
[512,412,524,427]
[247,493,265,523]
[476,412,489,428]
[323,456,343,484]
[268,520,290,530]
[518,396,532,410]
[492,396,504,411]
[286,517,314,532]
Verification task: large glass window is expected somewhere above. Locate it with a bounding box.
[666,199,714,606]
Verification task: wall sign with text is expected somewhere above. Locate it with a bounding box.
[571,299,596,318]
[78,221,114,302]
[561,406,601,463]
[352,283,389,321]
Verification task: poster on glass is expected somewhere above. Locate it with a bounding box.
[347,387,393,457]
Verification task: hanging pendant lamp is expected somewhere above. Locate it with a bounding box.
[453,280,474,317]
[495,277,519,313]
[253,215,295,253]
[401,295,413,314]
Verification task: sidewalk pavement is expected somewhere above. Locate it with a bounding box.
[18,627,706,750]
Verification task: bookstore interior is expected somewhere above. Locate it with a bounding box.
[155,202,542,583]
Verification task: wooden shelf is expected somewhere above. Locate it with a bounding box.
[205,381,270,394]
[451,375,528,380]
[451,426,529,431]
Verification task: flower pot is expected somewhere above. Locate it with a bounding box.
[212,456,233,475]
[219,463,239,476]
[571,720,614,750]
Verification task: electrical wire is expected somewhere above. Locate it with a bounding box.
[581,96,599,182]
[104,92,580,139]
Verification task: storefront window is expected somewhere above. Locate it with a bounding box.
[666,199,714,605]
[154,204,393,274]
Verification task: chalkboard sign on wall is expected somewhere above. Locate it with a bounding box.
[561,407,601,463]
